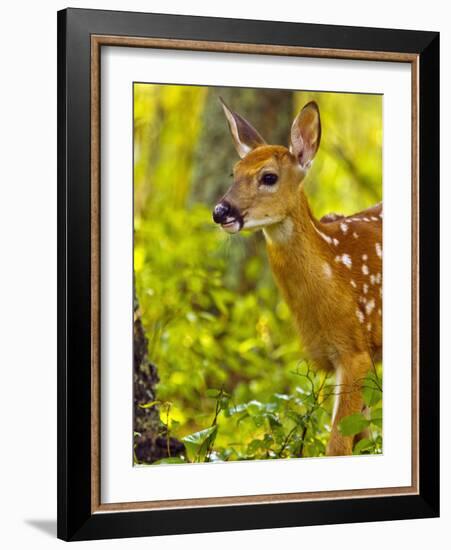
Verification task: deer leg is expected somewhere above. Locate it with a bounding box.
[327,352,371,456]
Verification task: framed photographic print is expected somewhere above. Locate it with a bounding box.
[57,8,440,541]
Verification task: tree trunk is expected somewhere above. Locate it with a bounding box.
[133,288,184,464]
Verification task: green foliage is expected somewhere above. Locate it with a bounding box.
[137,362,382,463]
[363,371,383,407]
[182,426,218,462]
[153,457,186,465]
[133,83,383,464]
[338,413,370,436]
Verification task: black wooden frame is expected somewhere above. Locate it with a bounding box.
[57,7,439,541]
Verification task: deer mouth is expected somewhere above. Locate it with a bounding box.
[221,216,243,234]
[212,202,244,234]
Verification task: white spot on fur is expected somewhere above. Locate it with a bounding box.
[376,272,382,284]
[353,232,359,239]
[370,274,376,285]
[367,322,372,332]
[333,238,339,246]
[362,254,368,261]
[362,217,370,222]
[350,279,357,288]
[335,254,352,268]
[356,309,365,323]
[322,262,333,279]
[341,254,352,268]
[311,221,333,246]
[365,299,375,316]
[363,284,368,294]
[340,222,348,234]
[362,264,369,275]
[375,242,382,258]
[378,308,382,316]
[371,216,379,221]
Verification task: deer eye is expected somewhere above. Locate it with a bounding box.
[261,173,278,186]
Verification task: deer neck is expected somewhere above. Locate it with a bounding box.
[263,186,334,312]
[263,186,327,257]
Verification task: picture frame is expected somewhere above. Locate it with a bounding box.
[57,7,439,541]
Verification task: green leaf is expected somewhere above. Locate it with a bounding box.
[181,425,218,462]
[267,413,282,429]
[138,400,160,409]
[217,448,235,461]
[210,290,229,315]
[371,407,383,428]
[219,397,230,409]
[170,419,180,431]
[272,427,286,445]
[153,457,186,465]
[286,410,306,427]
[262,434,274,448]
[293,361,310,377]
[247,439,264,454]
[246,400,263,416]
[206,389,221,398]
[224,403,247,417]
[272,393,290,402]
[353,437,374,455]
[252,415,265,428]
[338,413,370,436]
[262,402,278,413]
[362,374,382,406]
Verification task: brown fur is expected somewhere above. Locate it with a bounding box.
[218,102,382,456]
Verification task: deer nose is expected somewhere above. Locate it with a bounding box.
[213,202,231,223]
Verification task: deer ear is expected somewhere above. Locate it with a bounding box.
[220,97,266,159]
[290,101,321,169]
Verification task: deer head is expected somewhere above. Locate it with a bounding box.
[213,98,321,234]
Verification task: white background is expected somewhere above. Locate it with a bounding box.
[0,0,448,548]
[102,48,412,503]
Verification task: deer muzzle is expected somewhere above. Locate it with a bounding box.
[212,201,243,234]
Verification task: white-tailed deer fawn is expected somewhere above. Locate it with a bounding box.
[213,99,382,456]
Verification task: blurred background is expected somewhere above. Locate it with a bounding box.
[133,83,382,463]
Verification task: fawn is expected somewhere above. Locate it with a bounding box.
[213,99,382,456]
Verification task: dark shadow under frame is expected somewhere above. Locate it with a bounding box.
[58,7,439,541]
